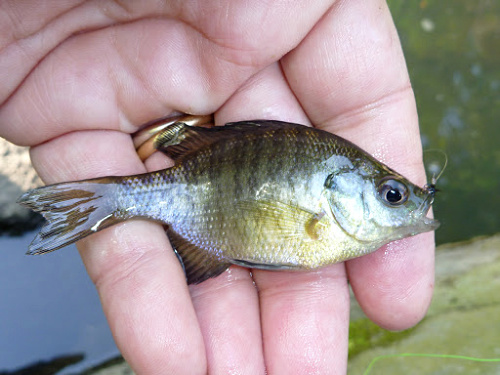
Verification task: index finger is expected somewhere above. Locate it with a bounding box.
[281,0,435,329]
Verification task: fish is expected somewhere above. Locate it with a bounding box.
[18,119,439,284]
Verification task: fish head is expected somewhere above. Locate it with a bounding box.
[323,168,439,245]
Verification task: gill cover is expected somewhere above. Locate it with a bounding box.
[324,171,375,242]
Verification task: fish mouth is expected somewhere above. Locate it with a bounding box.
[413,191,440,231]
[420,215,440,231]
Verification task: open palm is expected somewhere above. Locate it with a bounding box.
[0,1,435,373]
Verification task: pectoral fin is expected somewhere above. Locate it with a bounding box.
[234,199,329,241]
[305,212,328,240]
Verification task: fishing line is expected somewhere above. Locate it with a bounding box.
[423,149,448,185]
[363,352,500,375]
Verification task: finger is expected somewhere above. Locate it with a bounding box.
[0,0,334,146]
[346,234,435,330]
[189,270,265,375]
[216,62,310,125]
[282,0,435,329]
[254,268,349,374]
[30,131,207,375]
[0,1,115,104]
[173,63,309,374]
[143,134,266,375]
[218,62,351,373]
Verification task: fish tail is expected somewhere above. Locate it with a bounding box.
[17,179,124,255]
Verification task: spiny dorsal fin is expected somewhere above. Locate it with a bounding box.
[166,227,230,285]
[153,120,307,162]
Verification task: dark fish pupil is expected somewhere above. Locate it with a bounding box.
[386,189,402,203]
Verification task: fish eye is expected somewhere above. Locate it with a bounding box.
[377,178,409,206]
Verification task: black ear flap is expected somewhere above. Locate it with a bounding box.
[324,173,336,189]
[324,166,355,189]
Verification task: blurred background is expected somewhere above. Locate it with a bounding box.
[0,0,499,373]
[393,0,500,246]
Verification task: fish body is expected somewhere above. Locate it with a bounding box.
[19,120,438,284]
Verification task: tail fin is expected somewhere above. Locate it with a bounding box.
[17,179,123,255]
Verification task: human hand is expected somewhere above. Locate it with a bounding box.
[0,1,435,373]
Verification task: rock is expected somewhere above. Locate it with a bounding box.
[0,138,43,235]
[0,354,84,375]
[79,356,134,375]
[348,234,500,374]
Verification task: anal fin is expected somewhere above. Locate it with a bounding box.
[166,227,230,285]
[230,259,298,270]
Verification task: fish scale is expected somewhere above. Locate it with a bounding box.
[18,119,438,284]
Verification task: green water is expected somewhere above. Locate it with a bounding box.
[389,0,500,245]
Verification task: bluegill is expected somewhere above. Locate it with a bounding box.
[18,119,438,284]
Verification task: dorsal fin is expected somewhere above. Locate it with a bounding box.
[166,227,230,284]
[153,120,307,162]
[153,122,209,161]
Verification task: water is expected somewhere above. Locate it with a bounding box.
[0,234,118,374]
[389,0,500,244]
